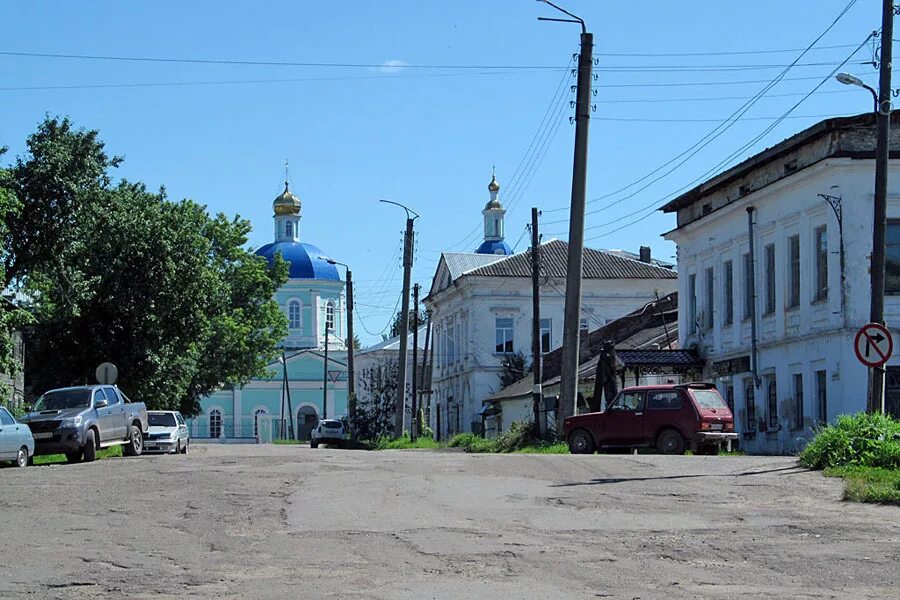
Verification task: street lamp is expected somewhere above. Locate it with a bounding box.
[320,256,355,427]
[835,72,878,111]
[835,69,892,413]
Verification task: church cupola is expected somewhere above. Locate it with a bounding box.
[273,179,301,243]
[475,169,512,255]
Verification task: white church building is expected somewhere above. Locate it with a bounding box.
[424,173,678,438]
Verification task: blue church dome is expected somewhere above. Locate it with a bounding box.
[475,239,512,256]
[255,242,341,281]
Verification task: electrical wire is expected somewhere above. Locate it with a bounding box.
[540,0,863,220]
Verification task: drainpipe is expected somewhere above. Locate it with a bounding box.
[746,207,761,388]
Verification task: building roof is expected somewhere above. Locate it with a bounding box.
[660,111,900,215]
[603,249,675,270]
[255,241,340,281]
[440,252,506,280]
[358,324,429,354]
[465,239,677,279]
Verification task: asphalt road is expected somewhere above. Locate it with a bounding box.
[1,444,898,599]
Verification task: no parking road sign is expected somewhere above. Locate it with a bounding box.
[854,323,893,368]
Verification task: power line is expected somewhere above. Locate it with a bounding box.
[592,42,866,58]
[539,0,864,219]
[593,113,856,123]
[578,33,876,243]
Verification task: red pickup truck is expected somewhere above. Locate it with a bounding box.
[564,383,737,455]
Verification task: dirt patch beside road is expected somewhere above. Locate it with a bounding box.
[1,445,898,599]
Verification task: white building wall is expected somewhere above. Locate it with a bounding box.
[427,274,676,436]
[667,158,900,453]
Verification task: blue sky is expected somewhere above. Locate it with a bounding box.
[0,0,883,344]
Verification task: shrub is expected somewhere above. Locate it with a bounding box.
[799,412,900,470]
[494,420,539,453]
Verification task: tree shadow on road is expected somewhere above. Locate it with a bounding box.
[551,464,808,487]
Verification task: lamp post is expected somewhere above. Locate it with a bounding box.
[321,256,355,426]
[322,324,331,420]
[836,63,893,413]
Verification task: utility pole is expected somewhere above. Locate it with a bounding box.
[345,268,355,423]
[322,325,330,420]
[282,351,294,439]
[380,200,419,436]
[870,0,893,414]
[420,309,432,440]
[530,207,543,438]
[539,2,592,429]
[411,283,420,441]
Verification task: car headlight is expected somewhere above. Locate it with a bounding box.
[61,415,83,427]
[169,431,179,439]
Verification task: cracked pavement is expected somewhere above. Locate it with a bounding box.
[1,444,898,599]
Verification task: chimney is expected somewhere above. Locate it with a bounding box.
[639,246,652,263]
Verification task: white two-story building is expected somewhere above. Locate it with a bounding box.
[425,173,678,438]
[662,112,900,454]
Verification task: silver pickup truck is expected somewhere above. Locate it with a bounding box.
[20,385,148,463]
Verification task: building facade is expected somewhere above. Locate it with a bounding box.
[425,174,678,438]
[662,112,900,454]
[190,180,349,442]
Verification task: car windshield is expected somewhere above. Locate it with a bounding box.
[149,413,177,427]
[32,389,92,411]
[691,389,728,410]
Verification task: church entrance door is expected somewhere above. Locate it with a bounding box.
[297,406,319,441]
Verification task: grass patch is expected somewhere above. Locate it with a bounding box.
[825,466,900,505]
[272,439,306,445]
[32,445,123,466]
[515,442,569,454]
[372,435,443,450]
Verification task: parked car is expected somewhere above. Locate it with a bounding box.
[0,406,34,467]
[310,419,348,448]
[19,385,148,463]
[144,411,189,454]
[564,383,738,455]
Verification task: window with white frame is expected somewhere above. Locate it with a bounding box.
[325,301,335,332]
[787,235,800,308]
[704,267,714,330]
[286,221,294,239]
[886,221,900,293]
[447,321,455,364]
[764,244,776,315]
[792,373,804,430]
[766,374,778,429]
[495,317,514,354]
[742,253,753,319]
[209,409,222,438]
[688,273,698,333]
[814,226,828,301]
[743,378,756,431]
[723,260,734,326]
[540,318,552,353]
[288,300,301,329]
[815,369,827,424]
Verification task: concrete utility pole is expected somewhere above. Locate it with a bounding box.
[539,1,592,429]
[411,283,420,441]
[380,200,419,436]
[530,207,543,438]
[420,309,432,439]
[870,0,893,413]
[282,351,294,439]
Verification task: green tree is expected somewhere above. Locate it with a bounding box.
[499,351,528,389]
[353,358,398,440]
[9,117,288,415]
[389,307,427,338]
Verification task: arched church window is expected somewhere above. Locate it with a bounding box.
[286,221,294,239]
[254,408,268,438]
[209,409,222,438]
[288,300,302,329]
[326,301,335,331]
[495,218,500,237]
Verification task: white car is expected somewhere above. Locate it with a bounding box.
[144,411,189,454]
[310,419,348,448]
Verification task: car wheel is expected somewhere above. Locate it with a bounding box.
[310,440,318,448]
[181,441,188,454]
[656,429,686,456]
[175,440,181,455]
[65,450,83,463]
[123,424,143,456]
[15,446,28,468]
[83,428,97,462]
[568,429,596,454]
